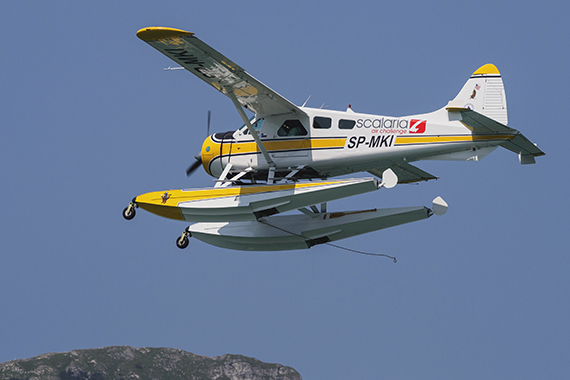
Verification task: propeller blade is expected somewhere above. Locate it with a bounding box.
[186,157,202,176]
[207,110,211,137]
[186,111,210,178]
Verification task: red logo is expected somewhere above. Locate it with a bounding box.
[409,119,426,134]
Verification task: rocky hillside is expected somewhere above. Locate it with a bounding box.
[0,346,301,380]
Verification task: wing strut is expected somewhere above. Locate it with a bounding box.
[226,89,275,168]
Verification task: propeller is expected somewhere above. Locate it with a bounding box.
[186,154,202,176]
[186,110,211,177]
[206,109,211,136]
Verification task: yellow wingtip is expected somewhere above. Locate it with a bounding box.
[472,63,500,76]
[136,26,194,41]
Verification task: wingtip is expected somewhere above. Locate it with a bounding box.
[136,26,194,41]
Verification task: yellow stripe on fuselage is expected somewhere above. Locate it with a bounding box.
[201,137,346,174]
[225,138,346,154]
[395,134,515,146]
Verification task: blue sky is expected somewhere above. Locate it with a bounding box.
[1,1,568,379]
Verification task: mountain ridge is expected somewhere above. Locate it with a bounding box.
[0,346,302,380]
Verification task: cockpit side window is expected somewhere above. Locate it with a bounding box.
[313,116,332,129]
[277,119,308,137]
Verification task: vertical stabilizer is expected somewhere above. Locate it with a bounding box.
[447,64,508,125]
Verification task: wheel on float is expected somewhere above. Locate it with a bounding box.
[122,206,136,220]
[176,235,189,249]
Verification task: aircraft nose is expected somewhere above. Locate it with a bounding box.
[200,135,218,176]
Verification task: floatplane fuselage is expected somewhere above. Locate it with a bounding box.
[122,26,544,252]
[201,104,510,182]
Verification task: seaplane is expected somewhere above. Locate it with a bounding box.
[123,26,544,252]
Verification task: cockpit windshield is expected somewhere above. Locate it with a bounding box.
[239,118,264,135]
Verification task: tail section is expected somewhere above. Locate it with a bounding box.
[445,64,545,164]
[447,64,508,125]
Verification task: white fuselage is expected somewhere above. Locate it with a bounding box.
[202,106,501,180]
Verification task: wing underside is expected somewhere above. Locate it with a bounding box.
[368,162,438,184]
[137,26,304,118]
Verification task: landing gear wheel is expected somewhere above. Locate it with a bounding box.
[176,235,189,249]
[176,227,191,249]
[122,205,136,220]
[123,198,138,220]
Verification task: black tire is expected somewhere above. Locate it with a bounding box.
[122,206,136,220]
[176,235,189,249]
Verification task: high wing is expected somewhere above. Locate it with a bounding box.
[137,27,305,118]
[368,162,438,184]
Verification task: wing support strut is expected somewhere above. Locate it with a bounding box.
[278,165,306,184]
[226,89,275,168]
[214,163,234,188]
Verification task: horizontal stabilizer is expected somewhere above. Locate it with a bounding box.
[449,108,545,161]
[368,162,437,184]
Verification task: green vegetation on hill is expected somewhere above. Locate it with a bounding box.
[0,346,301,380]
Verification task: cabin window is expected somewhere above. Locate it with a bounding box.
[313,116,332,129]
[277,119,308,136]
[339,119,356,129]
